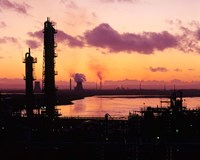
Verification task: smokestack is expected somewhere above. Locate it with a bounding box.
[100,79,102,90]
[69,78,72,91]
[96,81,98,90]
[96,71,103,90]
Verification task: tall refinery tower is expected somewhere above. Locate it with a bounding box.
[23,48,37,117]
[43,17,57,117]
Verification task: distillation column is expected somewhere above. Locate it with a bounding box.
[43,17,57,117]
[23,48,37,117]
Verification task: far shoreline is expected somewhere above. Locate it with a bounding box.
[2,89,200,108]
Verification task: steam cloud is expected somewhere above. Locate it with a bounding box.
[72,73,86,82]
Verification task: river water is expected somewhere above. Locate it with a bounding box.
[56,95,200,118]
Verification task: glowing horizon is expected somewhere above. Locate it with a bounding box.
[1,0,200,89]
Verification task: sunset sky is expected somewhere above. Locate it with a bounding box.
[1,0,200,89]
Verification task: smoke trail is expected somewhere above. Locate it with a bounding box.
[88,57,107,81]
[97,71,103,80]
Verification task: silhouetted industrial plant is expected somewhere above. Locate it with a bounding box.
[1,18,200,160]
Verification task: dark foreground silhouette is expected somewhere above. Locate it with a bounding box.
[1,90,200,160]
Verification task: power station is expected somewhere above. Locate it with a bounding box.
[42,17,57,117]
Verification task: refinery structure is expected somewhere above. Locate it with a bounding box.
[23,48,37,117]
[2,18,200,160]
[42,17,57,117]
[23,18,58,118]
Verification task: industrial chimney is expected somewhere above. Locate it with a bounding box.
[69,78,72,91]
[23,48,37,117]
[42,17,57,117]
[100,79,102,90]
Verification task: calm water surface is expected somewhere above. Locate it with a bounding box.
[56,96,200,118]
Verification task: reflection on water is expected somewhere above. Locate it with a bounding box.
[56,95,200,118]
[73,100,86,113]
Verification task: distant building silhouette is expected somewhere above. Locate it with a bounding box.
[75,81,83,91]
[34,81,41,93]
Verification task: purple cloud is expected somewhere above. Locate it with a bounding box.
[26,30,42,49]
[0,36,18,44]
[196,29,200,40]
[57,30,84,47]
[26,40,40,49]
[85,23,177,54]
[176,26,200,53]
[26,21,200,54]
[149,67,168,72]
[27,30,43,40]
[27,29,83,48]
[166,19,200,53]
[0,39,6,43]
[0,0,30,15]
[0,21,6,28]
[84,21,200,54]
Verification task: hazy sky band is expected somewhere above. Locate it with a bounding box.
[0,0,200,88]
